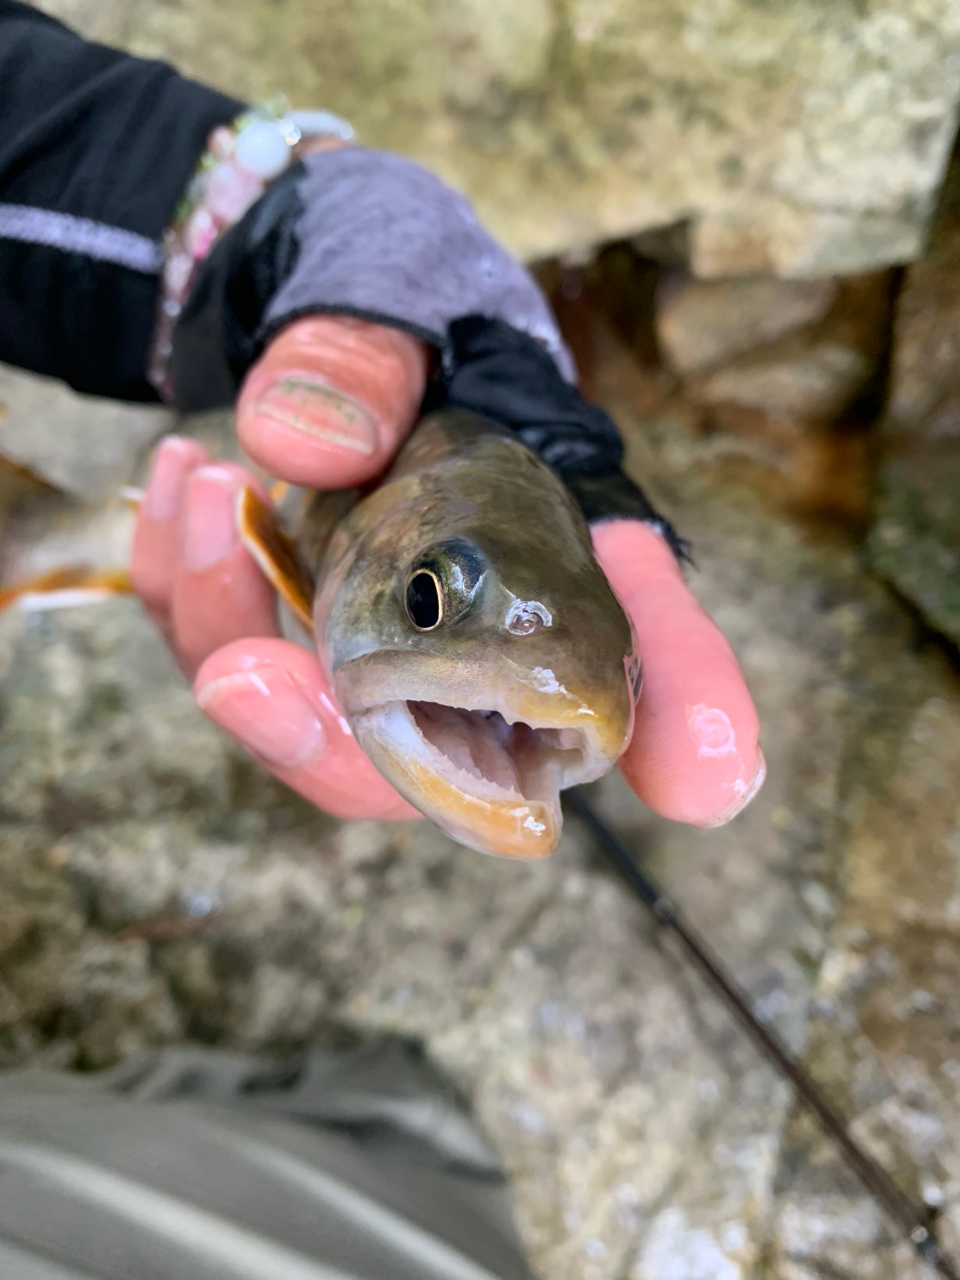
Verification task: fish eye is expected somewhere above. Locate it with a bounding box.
[406,569,443,630]
[404,539,486,631]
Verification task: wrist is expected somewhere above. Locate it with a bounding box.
[149,103,354,401]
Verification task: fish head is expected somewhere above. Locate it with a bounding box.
[314,436,639,859]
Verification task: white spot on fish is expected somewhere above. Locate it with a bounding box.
[523,814,546,834]
[531,666,569,695]
[688,703,737,758]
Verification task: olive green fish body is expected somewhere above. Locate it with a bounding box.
[291,409,638,858]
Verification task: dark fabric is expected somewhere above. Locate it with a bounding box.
[170,148,574,410]
[171,163,307,409]
[437,316,690,553]
[0,1037,536,1280]
[0,0,242,400]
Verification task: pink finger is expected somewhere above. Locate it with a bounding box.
[131,436,210,624]
[194,638,418,821]
[171,465,280,676]
[237,316,429,490]
[593,520,765,828]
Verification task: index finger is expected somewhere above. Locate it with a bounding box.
[237,316,429,490]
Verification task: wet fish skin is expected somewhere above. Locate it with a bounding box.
[295,408,639,860]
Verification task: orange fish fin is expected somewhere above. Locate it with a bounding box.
[0,565,134,613]
[237,487,315,630]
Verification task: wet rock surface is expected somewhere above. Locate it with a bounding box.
[37,0,960,275]
[3,8,960,1266]
[2,315,960,1277]
[869,156,960,648]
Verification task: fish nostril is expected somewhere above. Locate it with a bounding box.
[506,599,552,635]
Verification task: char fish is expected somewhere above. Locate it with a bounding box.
[243,407,640,859]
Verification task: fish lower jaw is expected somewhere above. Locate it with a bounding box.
[351,699,611,860]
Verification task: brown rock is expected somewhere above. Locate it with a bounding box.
[887,153,960,437]
[870,440,960,647]
[869,155,960,647]
[692,340,873,421]
[655,274,893,525]
[657,274,838,375]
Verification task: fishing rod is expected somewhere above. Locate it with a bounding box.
[565,788,958,1280]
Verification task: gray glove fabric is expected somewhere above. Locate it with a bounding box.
[263,149,576,383]
[171,147,575,410]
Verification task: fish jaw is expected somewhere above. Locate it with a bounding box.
[335,656,635,859]
[353,704,562,859]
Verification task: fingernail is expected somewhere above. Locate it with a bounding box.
[255,377,378,455]
[145,438,196,520]
[182,467,239,571]
[705,749,767,828]
[196,663,328,767]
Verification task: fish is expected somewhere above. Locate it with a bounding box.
[241,407,640,860]
[0,407,640,859]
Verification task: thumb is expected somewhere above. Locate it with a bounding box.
[237,315,429,489]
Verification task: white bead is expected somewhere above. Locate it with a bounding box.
[287,110,354,141]
[235,121,291,179]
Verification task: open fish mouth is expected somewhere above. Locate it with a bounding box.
[350,697,611,860]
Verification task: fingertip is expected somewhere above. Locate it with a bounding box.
[594,520,765,828]
[142,435,210,520]
[171,465,279,673]
[194,639,418,821]
[132,435,210,612]
[238,316,429,488]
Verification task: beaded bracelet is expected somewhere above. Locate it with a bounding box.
[148,98,354,402]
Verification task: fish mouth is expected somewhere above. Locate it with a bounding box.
[350,696,611,860]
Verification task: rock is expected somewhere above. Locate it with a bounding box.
[869,441,960,646]
[657,275,837,375]
[39,0,960,277]
[644,272,889,525]
[0,363,170,503]
[692,341,874,422]
[886,157,960,436]
[666,272,890,424]
[767,653,960,1279]
[869,156,960,648]
[4,328,960,1277]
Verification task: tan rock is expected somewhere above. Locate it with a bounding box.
[870,156,960,646]
[37,0,960,277]
[0,364,169,503]
[888,161,960,437]
[657,274,838,375]
[4,403,960,1276]
[692,341,874,422]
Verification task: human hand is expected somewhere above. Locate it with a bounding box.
[132,313,763,828]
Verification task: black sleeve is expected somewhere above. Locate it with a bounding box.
[0,0,243,401]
